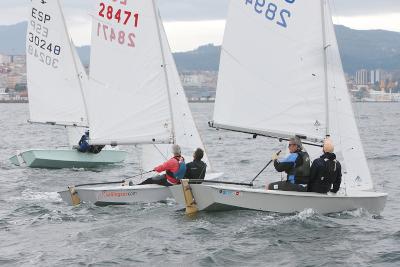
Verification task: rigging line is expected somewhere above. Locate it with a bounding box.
[153,144,168,161]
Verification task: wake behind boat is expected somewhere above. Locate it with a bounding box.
[171,0,387,215]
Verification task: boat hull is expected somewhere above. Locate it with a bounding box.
[58,184,172,206]
[9,149,127,169]
[170,184,387,215]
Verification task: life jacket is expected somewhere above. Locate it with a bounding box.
[166,156,186,182]
[290,151,311,184]
[309,157,339,193]
[323,158,338,184]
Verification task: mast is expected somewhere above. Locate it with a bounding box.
[56,0,90,128]
[321,0,330,137]
[151,0,176,144]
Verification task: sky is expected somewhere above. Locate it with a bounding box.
[1,0,399,52]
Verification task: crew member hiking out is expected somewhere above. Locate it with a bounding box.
[139,144,186,187]
[268,137,310,192]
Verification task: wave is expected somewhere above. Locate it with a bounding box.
[13,189,62,203]
[368,154,400,160]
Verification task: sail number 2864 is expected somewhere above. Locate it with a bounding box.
[245,0,295,28]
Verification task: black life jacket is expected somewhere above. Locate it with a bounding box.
[293,151,311,184]
[322,158,338,185]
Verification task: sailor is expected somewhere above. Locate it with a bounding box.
[139,144,186,187]
[77,130,90,152]
[307,139,342,194]
[185,148,207,183]
[268,137,310,192]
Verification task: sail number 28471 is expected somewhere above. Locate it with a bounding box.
[96,1,139,48]
[245,0,295,28]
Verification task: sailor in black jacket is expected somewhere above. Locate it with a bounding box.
[308,139,342,194]
[185,148,207,182]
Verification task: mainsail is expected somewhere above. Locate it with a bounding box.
[213,0,373,190]
[86,0,174,145]
[26,0,87,127]
[214,0,327,142]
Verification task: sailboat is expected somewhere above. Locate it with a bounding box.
[9,0,127,169]
[170,0,387,215]
[58,0,220,205]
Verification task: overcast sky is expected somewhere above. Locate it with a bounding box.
[1,0,399,51]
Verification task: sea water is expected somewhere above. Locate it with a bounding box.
[0,103,399,266]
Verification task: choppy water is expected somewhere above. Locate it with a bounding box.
[0,103,399,266]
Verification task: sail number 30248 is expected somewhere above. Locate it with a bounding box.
[245,0,295,28]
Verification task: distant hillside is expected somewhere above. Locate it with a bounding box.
[174,44,220,72]
[335,25,400,73]
[1,22,400,74]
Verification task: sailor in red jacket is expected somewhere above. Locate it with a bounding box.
[139,144,186,186]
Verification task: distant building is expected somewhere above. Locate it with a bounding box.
[355,69,369,85]
[11,55,26,65]
[370,70,375,84]
[0,54,10,64]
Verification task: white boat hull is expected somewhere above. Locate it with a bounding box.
[58,184,172,206]
[170,184,387,215]
[9,149,127,169]
[58,173,224,206]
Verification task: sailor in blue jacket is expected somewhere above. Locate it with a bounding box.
[77,130,90,152]
[268,137,310,192]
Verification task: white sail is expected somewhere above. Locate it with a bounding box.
[214,0,327,141]
[26,0,87,127]
[322,1,373,190]
[86,0,173,145]
[140,12,211,172]
[214,0,373,191]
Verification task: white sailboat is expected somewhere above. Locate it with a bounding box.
[170,0,387,215]
[9,0,127,169]
[59,0,219,206]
